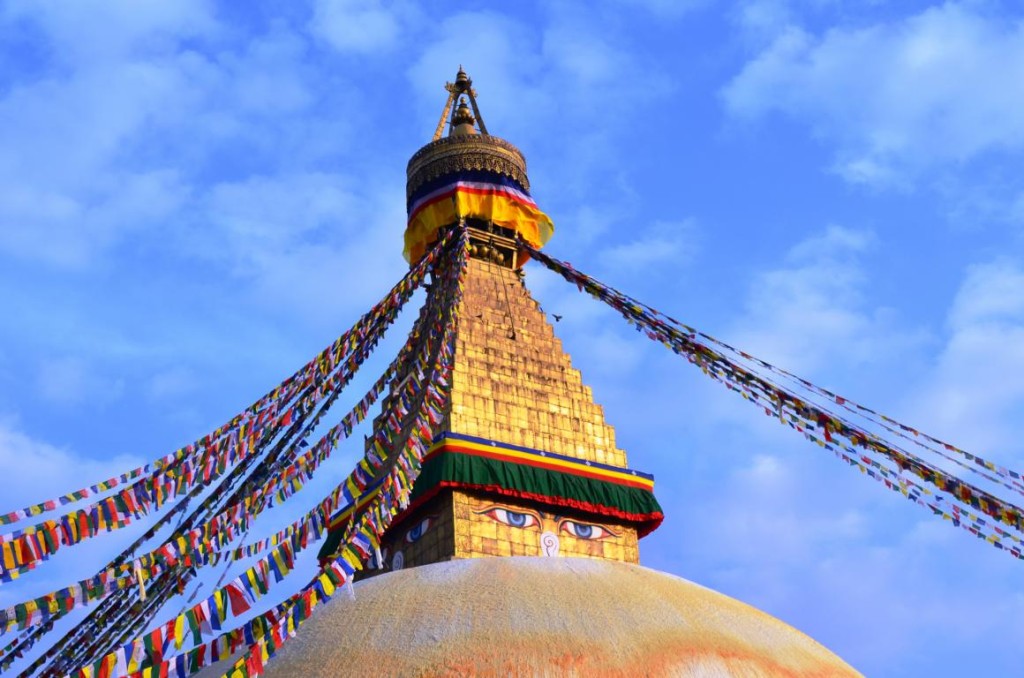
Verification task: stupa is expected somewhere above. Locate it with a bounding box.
[266,69,861,677]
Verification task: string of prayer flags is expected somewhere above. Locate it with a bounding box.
[0,229,460,585]
[7,228,460,675]
[4,228,463,676]
[62,226,468,678]
[0,242,455,637]
[0,221,459,534]
[523,239,1024,563]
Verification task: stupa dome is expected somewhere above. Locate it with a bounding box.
[262,557,860,677]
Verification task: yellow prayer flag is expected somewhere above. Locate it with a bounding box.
[318,572,336,597]
[174,615,186,649]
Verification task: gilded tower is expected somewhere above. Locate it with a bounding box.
[319,68,662,573]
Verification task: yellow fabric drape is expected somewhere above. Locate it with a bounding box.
[404,187,554,263]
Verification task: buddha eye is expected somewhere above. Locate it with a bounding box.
[405,516,437,543]
[560,520,613,540]
[483,507,538,529]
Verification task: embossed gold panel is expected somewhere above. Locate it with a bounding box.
[445,257,627,468]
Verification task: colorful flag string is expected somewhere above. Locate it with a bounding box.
[522,240,1024,562]
[219,225,469,678]
[0,228,451,585]
[50,227,462,675]
[55,226,468,678]
[0,246,427,530]
[5,229,462,676]
[0,242,456,640]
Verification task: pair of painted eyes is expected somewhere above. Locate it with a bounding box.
[405,516,436,544]
[484,508,612,540]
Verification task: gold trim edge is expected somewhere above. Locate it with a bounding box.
[407,135,530,199]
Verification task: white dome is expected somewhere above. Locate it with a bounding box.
[257,557,860,677]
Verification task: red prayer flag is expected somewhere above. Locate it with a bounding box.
[226,582,252,616]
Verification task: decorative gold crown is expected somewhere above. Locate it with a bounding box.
[406,134,529,199]
[406,68,530,200]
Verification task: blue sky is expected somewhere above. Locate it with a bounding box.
[2,1,1024,675]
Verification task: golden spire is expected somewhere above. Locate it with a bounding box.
[449,97,477,136]
[432,66,489,140]
[409,68,529,208]
[455,65,470,88]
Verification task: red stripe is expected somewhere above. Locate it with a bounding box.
[408,188,457,222]
[408,185,536,222]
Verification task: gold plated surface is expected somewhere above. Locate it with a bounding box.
[406,134,529,198]
[446,258,626,467]
[449,98,477,135]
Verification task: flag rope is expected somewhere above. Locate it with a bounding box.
[523,240,1024,561]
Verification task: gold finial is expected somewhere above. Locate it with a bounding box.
[450,97,477,136]
[434,67,489,140]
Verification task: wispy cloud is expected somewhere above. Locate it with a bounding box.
[0,416,143,510]
[598,219,698,272]
[905,259,1024,456]
[35,356,125,407]
[0,1,219,267]
[309,0,417,54]
[723,3,1024,186]
[729,224,921,375]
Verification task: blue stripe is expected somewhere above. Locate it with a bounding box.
[407,169,529,212]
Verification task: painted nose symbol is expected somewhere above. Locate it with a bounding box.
[541,531,560,557]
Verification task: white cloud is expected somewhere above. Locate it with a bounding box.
[0,7,355,271]
[309,0,412,54]
[907,259,1024,455]
[0,2,219,267]
[723,3,1024,185]
[690,453,868,566]
[3,0,217,64]
[147,367,199,400]
[0,417,143,512]
[598,219,698,272]
[730,225,916,374]
[948,260,1024,328]
[36,356,125,407]
[609,0,712,19]
[0,59,196,266]
[205,173,360,249]
[186,173,408,325]
[407,9,672,190]
[733,0,797,43]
